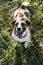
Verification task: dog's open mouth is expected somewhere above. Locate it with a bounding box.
[14,29,27,38]
[17,31,23,38]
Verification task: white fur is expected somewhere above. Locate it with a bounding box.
[22,2,30,7]
[24,42,29,48]
[17,21,22,30]
[12,28,31,48]
[14,9,30,22]
[14,9,26,19]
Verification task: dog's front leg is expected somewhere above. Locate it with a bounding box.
[24,42,28,48]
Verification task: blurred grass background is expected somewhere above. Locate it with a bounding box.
[0,0,43,65]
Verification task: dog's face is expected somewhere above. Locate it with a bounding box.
[14,21,26,38]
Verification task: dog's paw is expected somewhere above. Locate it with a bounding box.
[24,42,28,48]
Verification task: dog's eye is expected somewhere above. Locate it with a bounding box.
[15,22,18,26]
[21,23,26,26]
[26,20,30,25]
[12,20,16,26]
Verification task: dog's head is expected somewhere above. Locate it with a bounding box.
[12,2,30,38]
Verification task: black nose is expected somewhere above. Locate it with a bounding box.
[17,27,21,31]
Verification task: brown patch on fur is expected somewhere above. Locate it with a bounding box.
[20,5,25,9]
[24,12,29,17]
[20,18,26,20]
[15,13,24,18]
[21,20,26,23]
[19,13,24,17]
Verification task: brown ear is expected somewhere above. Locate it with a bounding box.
[26,20,30,25]
[12,20,16,26]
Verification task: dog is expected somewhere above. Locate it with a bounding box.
[12,2,31,48]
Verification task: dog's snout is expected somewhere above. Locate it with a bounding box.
[17,27,21,31]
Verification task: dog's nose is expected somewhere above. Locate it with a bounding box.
[17,27,21,31]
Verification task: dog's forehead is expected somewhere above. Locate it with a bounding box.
[15,19,26,24]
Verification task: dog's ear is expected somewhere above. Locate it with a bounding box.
[12,20,16,26]
[26,20,30,25]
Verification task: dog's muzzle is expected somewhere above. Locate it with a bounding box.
[14,27,27,38]
[14,27,23,38]
[17,27,23,38]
